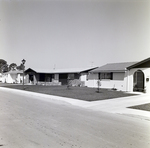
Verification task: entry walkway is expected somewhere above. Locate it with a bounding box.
[85,94,150,120]
[0,87,150,120]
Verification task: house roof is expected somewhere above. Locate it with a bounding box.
[127,57,150,69]
[25,67,97,74]
[90,62,137,73]
[3,70,23,74]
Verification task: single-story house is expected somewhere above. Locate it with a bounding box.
[2,70,24,83]
[0,73,2,82]
[86,57,150,93]
[24,67,97,86]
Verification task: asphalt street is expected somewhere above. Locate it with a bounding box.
[0,88,150,148]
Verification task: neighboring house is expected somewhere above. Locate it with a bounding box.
[2,70,23,83]
[86,57,150,93]
[24,67,97,86]
[0,73,2,82]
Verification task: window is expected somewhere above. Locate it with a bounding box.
[68,73,80,79]
[99,73,112,80]
[39,74,45,81]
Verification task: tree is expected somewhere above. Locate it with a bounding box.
[67,76,72,89]
[96,79,101,93]
[2,64,9,73]
[0,59,8,73]
[17,63,25,70]
[9,63,17,71]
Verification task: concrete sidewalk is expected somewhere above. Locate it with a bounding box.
[85,94,150,120]
[0,87,150,120]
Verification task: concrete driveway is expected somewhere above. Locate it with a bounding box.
[85,94,150,120]
[0,87,150,120]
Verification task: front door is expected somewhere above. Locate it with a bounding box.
[133,70,144,92]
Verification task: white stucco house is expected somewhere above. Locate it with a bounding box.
[2,70,24,84]
[86,57,150,93]
[0,73,2,82]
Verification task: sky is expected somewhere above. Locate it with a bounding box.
[0,0,150,69]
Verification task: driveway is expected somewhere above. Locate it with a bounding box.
[85,94,150,120]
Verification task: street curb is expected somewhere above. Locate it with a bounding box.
[0,87,90,107]
[0,87,150,120]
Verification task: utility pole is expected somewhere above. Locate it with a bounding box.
[22,59,26,86]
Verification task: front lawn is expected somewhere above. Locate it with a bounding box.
[128,103,150,112]
[1,84,137,101]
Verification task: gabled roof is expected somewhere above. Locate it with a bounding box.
[25,67,97,74]
[25,68,36,73]
[127,57,150,69]
[90,62,137,73]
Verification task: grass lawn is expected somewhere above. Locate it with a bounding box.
[128,103,150,112]
[0,84,137,101]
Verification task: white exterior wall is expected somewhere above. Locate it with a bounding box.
[113,73,124,80]
[18,74,23,83]
[1,73,23,84]
[145,68,150,93]
[6,74,12,83]
[5,74,14,83]
[86,79,125,90]
[113,72,127,91]
[2,74,7,83]
[85,73,98,87]
[17,74,21,83]
[11,74,17,83]
[6,74,19,83]
[88,73,98,80]
[128,68,150,93]
[0,73,2,82]
[80,73,87,81]
[101,80,125,90]
[54,74,59,82]
[86,72,126,91]
[85,79,98,87]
